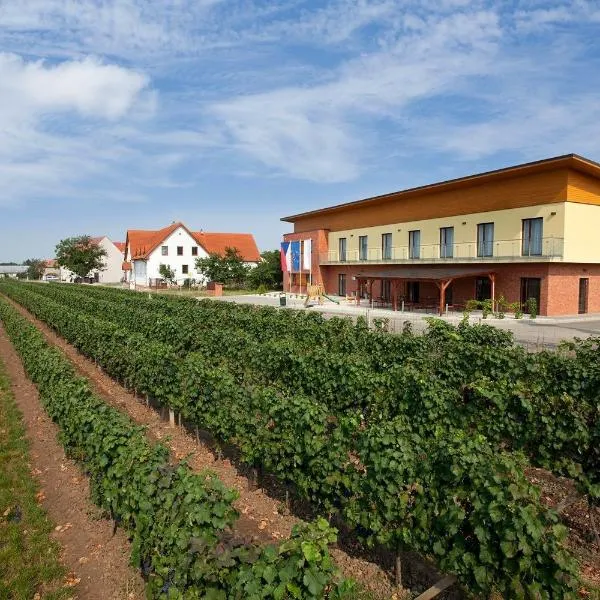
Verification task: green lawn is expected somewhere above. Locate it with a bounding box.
[153,287,268,297]
[0,359,71,600]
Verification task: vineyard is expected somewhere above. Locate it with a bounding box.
[0,280,598,599]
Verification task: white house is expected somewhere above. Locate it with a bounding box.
[45,237,125,283]
[89,237,126,283]
[123,222,261,287]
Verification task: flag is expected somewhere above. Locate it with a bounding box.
[280,242,291,272]
[291,241,301,271]
[303,239,312,270]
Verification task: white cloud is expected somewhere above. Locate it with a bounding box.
[0,0,599,198]
[0,53,153,205]
[0,53,150,119]
[412,95,600,160]
[211,10,502,181]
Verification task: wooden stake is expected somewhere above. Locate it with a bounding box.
[395,552,402,588]
[169,409,175,427]
[414,575,457,600]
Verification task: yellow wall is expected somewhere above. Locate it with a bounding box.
[563,202,600,262]
[327,203,565,262]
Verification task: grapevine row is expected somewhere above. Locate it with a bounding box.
[0,282,582,598]
[13,281,600,499]
[0,296,353,599]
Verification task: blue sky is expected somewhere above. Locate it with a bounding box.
[1,0,600,262]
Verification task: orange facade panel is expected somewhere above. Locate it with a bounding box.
[291,170,570,233]
[567,170,600,206]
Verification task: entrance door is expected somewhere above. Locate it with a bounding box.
[520,278,541,313]
[382,280,391,301]
[338,273,347,297]
[578,278,589,314]
[475,277,491,301]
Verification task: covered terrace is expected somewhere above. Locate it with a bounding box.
[354,266,496,315]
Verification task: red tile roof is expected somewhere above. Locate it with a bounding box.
[113,242,126,253]
[125,222,182,260]
[44,259,57,268]
[124,222,261,262]
[193,232,261,262]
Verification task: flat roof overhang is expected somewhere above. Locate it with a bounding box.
[352,265,495,282]
[281,153,600,224]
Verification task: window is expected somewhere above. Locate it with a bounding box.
[382,233,392,260]
[339,238,347,261]
[177,246,184,256]
[359,236,368,260]
[161,246,168,256]
[182,264,189,274]
[191,246,198,256]
[477,223,494,257]
[409,230,420,259]
[522,218,543,256]
[475,277,491,301]
[440,227,454,258]
[407,281,420,303]
[338,273,347,296]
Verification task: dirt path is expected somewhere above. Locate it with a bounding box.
[0,323,144,600]
[0,296,401,599]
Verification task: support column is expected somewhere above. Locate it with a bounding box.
[438,279,453,315]
[489,273,496,311]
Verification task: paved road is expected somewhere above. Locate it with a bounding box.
[215,294,600,348]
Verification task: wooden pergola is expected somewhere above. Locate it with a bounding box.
[354,267,496,315]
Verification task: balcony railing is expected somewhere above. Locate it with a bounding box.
[323,237,564,264]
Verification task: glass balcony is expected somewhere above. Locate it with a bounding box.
[321,237,564,264]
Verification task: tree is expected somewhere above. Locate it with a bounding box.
[24,258,46,280]
[159,263,176,284]
[55,236,107,280]
[248,250,283,290]
[195,247,249,286]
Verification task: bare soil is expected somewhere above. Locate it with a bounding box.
[0,323,144,600]
[525,467,600,587]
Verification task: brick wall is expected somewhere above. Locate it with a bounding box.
[282,229,329,293]
[545,263,600,315]
[301,261,600,316]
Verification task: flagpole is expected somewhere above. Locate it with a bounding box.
[301,241,304,297]
[309,239,313,293]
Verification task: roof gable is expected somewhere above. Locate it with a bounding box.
[124,222,261,262]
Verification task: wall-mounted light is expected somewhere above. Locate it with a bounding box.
[462,221,467,225]
[350,234,354,238]
[550,211,557,216]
